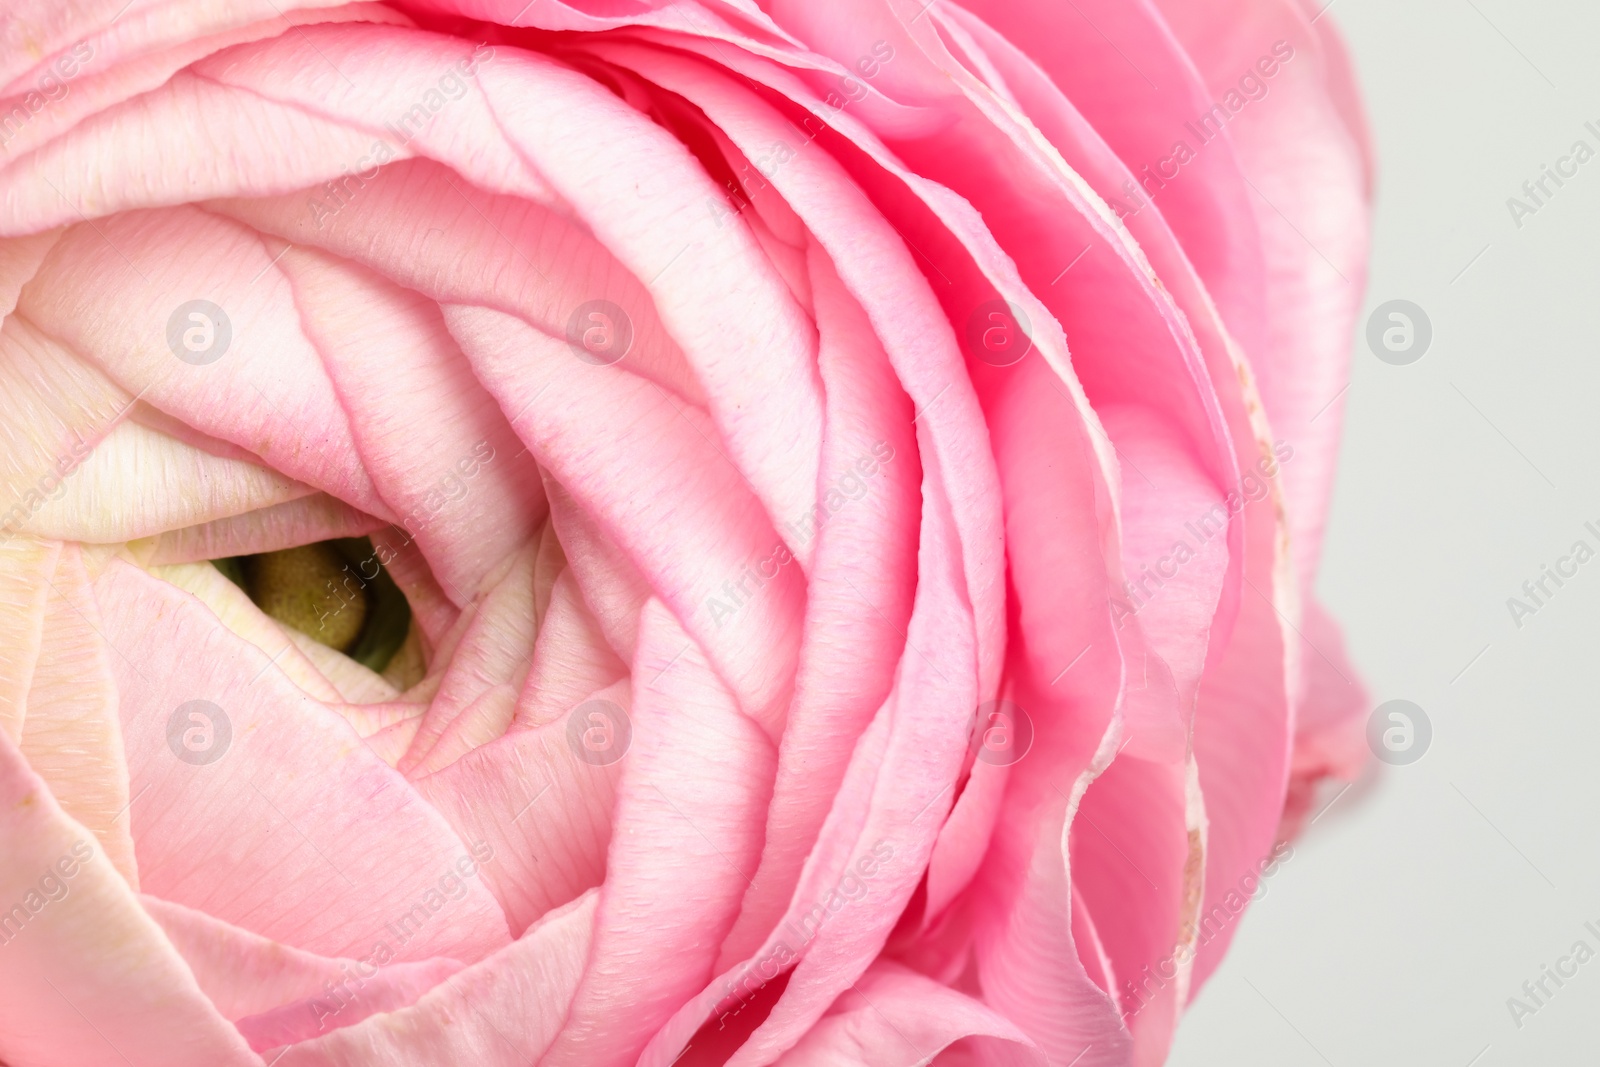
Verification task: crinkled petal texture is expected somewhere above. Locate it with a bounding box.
[0,0,1369,1063]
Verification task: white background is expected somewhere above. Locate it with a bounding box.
[1171,1,1600,1064]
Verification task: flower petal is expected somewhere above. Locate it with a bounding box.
[544,602,775,1066]
[0,728,260,1067]
[18,544,140,888]
[274,889,598,1066]
[92,558,512,964]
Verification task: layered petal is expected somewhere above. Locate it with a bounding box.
[0,3,1372,1064]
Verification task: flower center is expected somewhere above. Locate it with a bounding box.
[250,543,367,650]
[212,537,412,672]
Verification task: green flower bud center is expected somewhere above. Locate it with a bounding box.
[213,537,414,674]
[247,544,368,651]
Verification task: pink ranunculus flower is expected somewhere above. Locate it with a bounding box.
[0,0,1371,1063]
